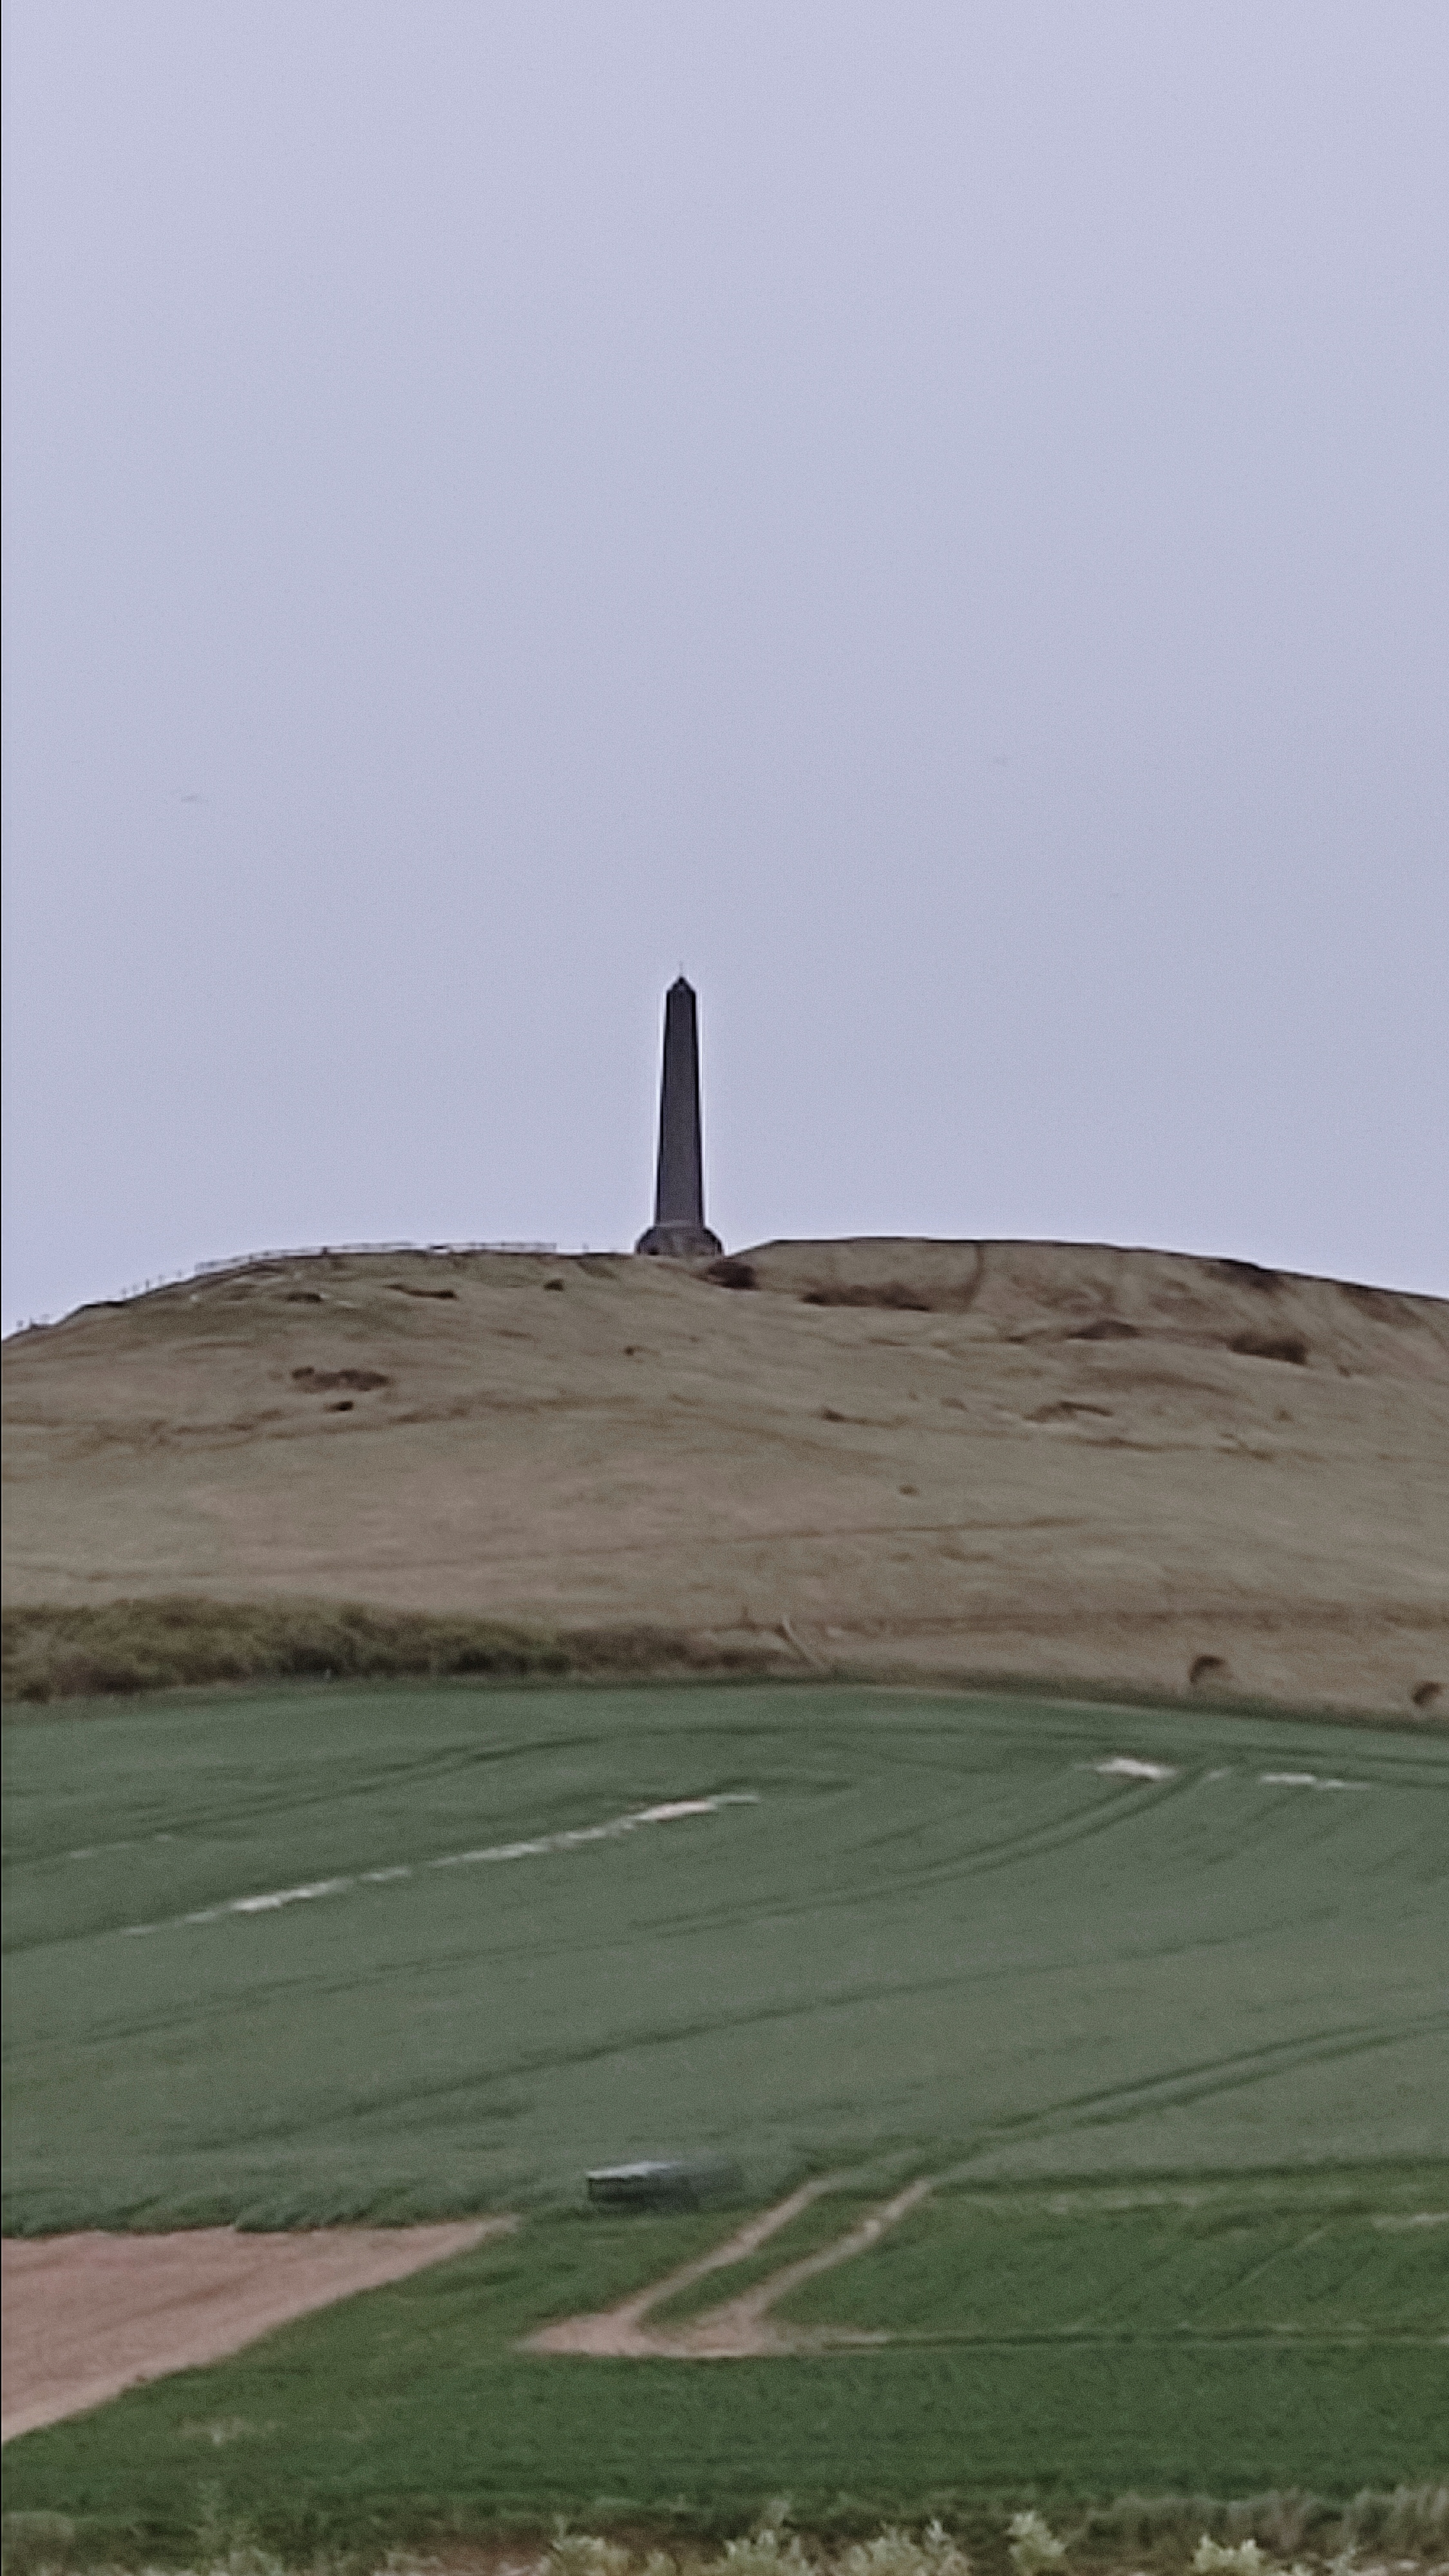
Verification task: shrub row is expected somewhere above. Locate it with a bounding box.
[1,1600,784,1705]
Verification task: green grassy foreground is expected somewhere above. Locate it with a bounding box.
[6,2172,1447,2552]
[3,1680,1446,2533]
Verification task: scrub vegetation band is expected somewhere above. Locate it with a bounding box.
[4,2492,1448,2576]
[1,1602,784,1705]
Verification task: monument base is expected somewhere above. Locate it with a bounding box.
[634,1222,724,1261]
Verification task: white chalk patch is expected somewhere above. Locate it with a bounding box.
[121,1793,759,1936]
[1094,1756,1178,1782]
[225,1879,351,1916]
[1373,2211,1449,2230]
[428,1795,753,1871]
[1258,1772,1365,1791]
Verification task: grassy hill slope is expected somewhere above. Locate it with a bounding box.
[5,1238,1446,1712]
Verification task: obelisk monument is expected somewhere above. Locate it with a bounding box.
[635,976,723,1260]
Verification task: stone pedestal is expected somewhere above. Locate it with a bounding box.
[634,1218,723,1260]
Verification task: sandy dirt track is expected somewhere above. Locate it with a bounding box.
[1,2219,510,2442]
[5,1235,1448,1711]
[527,2177,935,2358]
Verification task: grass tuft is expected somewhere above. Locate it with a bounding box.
[1193,2541,1273,2576]
[1008,2518,1066,2576]
[841,2527,973,2576]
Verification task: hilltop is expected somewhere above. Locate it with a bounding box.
[4,1237,1446,1713]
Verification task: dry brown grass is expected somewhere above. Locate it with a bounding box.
[0,1599,783,1705]
[4,1238,1446,1716]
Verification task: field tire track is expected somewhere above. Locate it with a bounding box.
[526,2174,936,2360]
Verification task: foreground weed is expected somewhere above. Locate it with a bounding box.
[719,2533,819,2576]
[1008,2519,1066,2576]
[0,2517,77,2576]
[842,2528,971,2576]
[1195,2544,1321,2576]
[549,2541,633,2576]
[1341,2491,1449,2557]
[6,2524,1449,2576]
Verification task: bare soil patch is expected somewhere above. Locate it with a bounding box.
[1,2219,510,2441]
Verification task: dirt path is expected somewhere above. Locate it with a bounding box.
[2,2219,513,2441]
[527,2176,935,2358]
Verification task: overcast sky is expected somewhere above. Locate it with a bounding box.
[3,3,1446,1329]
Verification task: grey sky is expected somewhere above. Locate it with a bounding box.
[3,1,1446,1330]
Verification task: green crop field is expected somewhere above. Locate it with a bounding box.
[5,1681,1446,2227]
[6,2172,1448,2551]
[4,1679,1447,2537]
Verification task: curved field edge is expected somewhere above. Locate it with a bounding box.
[3,1602,1441,1729]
